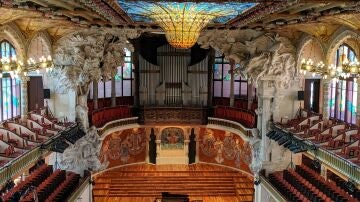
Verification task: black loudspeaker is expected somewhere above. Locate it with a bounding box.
[44,89,50,99]
[297,91,304,101]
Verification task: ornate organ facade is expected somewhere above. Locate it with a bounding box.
[139,44,208,106]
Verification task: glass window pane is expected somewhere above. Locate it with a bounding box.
[98,81,104,98]
[123,80,132,96]
[240,82,248,97]
[223,80,230,98]
[123,63,133,79]
[104,80,112,98]
[214,81,222,97]
[234,82,240,97]
[214,64,222,79]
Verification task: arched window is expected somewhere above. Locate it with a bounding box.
[0,40,21,121]
[329,44,358,124]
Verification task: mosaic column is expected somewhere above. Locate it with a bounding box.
[111,77,116,107]
[93,80,98,110]
[322,79,331,120]
[20,75,29,120]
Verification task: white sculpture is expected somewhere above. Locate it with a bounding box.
[52,28,140,130]
[198,30,296,89]
[60,126,108,175]
[52,28,141,173]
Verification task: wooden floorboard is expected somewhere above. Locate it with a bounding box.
[93,163,254,202]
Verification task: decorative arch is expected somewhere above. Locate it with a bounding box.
[0,23,27,61]
[326,27,360,65]
[27,31,52,59]
[296,34,326,73]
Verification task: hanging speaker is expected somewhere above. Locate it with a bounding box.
[44,89,50,99]
[297,91,304,101]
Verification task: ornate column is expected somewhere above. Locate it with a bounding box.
[111,77,116,107]
[322,79,331,120]
[93,80,98,110]
[20,75,30,120]
[272,88,284,122]
[229,60,235,107]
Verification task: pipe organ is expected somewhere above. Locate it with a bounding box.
[139,44,208,106]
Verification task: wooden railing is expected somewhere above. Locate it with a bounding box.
[91,106,132,127]
[213,106,256,128]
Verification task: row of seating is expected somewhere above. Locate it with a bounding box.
[2,164,53,201]
[91,106,132,127]
[21,169,65,201]
[295,164,359,201]
[212,97,258,112]
[269,172,311,202]
[214,106,256,128]
[45,172,80,202]
[269,164,358,202]
[87,96,134,113]
[276,110,360,165]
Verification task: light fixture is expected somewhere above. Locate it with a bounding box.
[301,42,360,80]
[142,3,233,49]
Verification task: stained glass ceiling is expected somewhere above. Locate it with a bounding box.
[117,1,258,24]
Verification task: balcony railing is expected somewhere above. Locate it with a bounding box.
[98,117,139,136]
[208,117,252,138]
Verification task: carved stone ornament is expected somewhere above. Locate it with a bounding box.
[198,30,296,89]
[51,28,141,130]
[59,126,108,175]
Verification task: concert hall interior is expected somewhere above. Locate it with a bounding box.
[0,0,359,202]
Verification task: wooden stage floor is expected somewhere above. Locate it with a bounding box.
[93,164,254,202]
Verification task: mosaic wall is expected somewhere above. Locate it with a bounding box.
[198,128,252,173]
[100,128,147,169]
[161,127,184,150]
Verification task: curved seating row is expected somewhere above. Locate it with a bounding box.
[214,106,256,128]
[91,106,132,127]
[269,164,358,202]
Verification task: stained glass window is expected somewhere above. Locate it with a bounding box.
[213,51,248,98]
[329,44,357,124]
[0,41,21,121]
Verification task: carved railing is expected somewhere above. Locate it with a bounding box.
[139,107,208,125]
[98,117,139,136]
[272,124,360,184]
[213,106,256,128]
[91,105,132,127]
[208,117,252,138]
[259,175,287,202]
